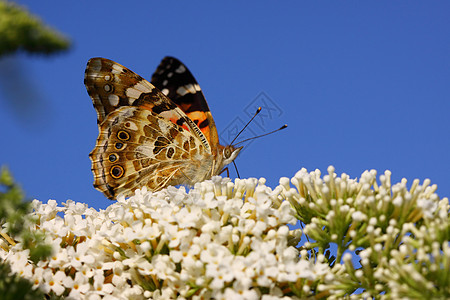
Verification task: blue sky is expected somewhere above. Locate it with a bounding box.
[1,1,449,209]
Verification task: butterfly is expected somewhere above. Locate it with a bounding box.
[84,57,242,200]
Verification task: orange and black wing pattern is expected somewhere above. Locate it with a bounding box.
[151,57,220,151]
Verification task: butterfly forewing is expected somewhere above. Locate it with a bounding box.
[85,58,211,152]
[151,57,220,152]
[85,58,154,124]
[89,106,214,199]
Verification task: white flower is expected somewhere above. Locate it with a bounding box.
[92,273,114,295]
[64,272,91,298]
[64,243,95,269]
[44,269,66,296]
[417,197,438,219]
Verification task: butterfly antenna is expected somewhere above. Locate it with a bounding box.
[232,161,241,178]
[229,107,262,145]
[235,124,287,146]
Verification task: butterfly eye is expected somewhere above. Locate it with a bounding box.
[224,148,232,159]
[110,165,124,179]
[115,142,124,150]
[108,154,118,162]
[117,130,130,141]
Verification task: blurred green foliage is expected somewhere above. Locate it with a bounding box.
[0,0,70,56]
[0,261,46,300]
[0,166,52,261]
[0,165,27,234]
[0,167,52,299]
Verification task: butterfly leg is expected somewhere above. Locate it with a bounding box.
[219,168,230,177]
[232,161,240,179]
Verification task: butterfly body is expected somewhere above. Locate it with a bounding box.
[85,57,241,199]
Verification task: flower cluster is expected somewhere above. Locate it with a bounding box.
[1,167,449,299]
[1,176,326,299]
[279,166,450,299]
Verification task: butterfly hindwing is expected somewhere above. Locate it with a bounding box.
[89,106,213,199]
[151,57,220,152]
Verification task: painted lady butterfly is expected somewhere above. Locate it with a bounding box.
[84,57,242,200]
